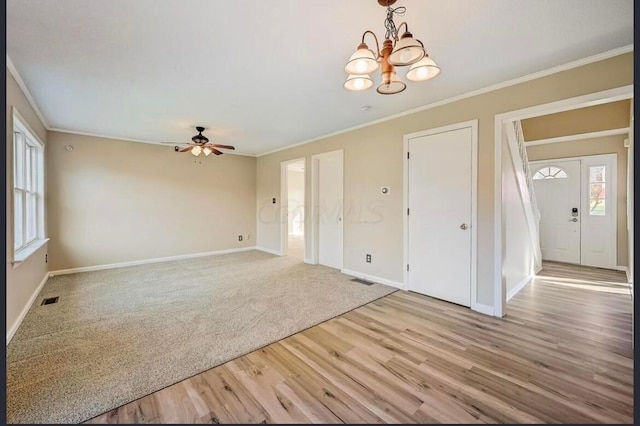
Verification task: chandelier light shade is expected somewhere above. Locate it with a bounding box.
[191,145,203,156]
[345,43,380,74]
[344,74,374,91]
[343,0,440,95]
[388,31,425,66]
[202,147,213,156]
[406,55,441,81]
[377,71,406,95]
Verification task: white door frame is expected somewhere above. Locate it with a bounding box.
[403,119,479,312]
[310,149,344,265]
[529,154,618,269]
[280,157,306,257]
[494,84,633,317]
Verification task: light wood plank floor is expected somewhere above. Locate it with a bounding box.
[87,262,633,424]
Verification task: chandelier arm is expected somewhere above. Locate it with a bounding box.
[394,21,409,41]
[361,30,381,58]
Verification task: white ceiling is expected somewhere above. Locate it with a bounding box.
[7,0,633,156]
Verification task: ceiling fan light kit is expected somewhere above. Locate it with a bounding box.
[343,0,440,95]
[172,126,236,157]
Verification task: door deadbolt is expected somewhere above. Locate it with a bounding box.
[460,223,468,230]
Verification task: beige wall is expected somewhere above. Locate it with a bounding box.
[6,69,49,337]
[527,135,629,266]
[47,132,257,271]
[256,53,633,307]
[522,99,631,141]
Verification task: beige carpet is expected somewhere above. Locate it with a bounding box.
[6,250,396,424]
[287,233,304,259]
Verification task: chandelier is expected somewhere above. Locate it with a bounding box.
[343,0,440,95]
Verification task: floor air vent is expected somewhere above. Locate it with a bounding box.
[351,278,374,286]
[41,297,59,306]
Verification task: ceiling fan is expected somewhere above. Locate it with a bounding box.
[166,126,235,157]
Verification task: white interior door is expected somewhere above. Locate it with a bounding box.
[531,160,581,264]
[317,151,343,269]
[580,154,617,269]
[407,126,474,307]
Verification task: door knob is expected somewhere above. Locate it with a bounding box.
[460,223,468,230]
[568,218,578,222]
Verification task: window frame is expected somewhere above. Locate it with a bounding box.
[588,164,607,216]
[12,108,46,263]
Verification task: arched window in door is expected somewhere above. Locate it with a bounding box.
[532,166,568,180]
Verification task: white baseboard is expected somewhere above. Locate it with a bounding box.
[49,246,258,276]
[7,273,49,345]
[615,266,632,283]
[472,303,495,317]
[303,258,315,265]
[507,275,534,302]
[534,265,543,275]
[614,265,633,283]
[340,268,405,290]
[256,246,283,256]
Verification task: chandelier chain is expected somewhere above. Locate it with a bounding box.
[384,6,406,40]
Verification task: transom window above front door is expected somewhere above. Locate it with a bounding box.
[532,166,568,180]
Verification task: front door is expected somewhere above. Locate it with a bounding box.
[532,160,581,264]
[531,154,617,269]
[407,125,474,307]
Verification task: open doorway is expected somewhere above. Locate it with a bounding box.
[495,85,633,317]
[280,158,305,260]
[523,99,630,272]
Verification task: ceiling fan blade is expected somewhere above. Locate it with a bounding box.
[210,144,235,150]
[179,146,192,152]
[211,148,223,155]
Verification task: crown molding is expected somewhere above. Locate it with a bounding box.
[257,44,634,157]
[47,127,257,157]
[6,54,50,129]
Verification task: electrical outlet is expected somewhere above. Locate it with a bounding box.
[238,235,243,242]
[272,197,277,204]
[246,234,250,240]
[366,254,372,263]
[45,253,48,263]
